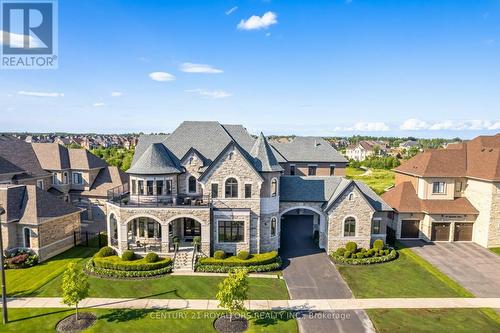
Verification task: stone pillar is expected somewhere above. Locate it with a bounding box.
[201,222,211,255]
[106,215,112,247]
[161,224,169,253]
[118,223,128,254]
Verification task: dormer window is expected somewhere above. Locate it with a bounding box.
[432,182,446,194]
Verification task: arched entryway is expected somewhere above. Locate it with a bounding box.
[167,217,202,250]
[127,216,162,253]
[279,207,326,259]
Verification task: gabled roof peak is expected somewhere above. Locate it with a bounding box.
[250,132,283,172]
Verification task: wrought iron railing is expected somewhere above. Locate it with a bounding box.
[108,190,212,208]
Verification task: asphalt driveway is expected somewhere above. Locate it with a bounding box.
[280,215,375,333]
[400,240,500,297]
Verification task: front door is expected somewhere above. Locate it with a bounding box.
[401,220,420,238]
[432,223,450,241]
[183,218,201,240]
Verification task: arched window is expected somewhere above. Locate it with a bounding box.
[188,176,197,193]
[23,227,31,248]
[270,217,277,237]
[271,178,278,197]
[225,178,238,198]
[63,171,69,184]
[344,217,356,237]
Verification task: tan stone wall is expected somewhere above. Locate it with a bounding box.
[260,213,280,252]
[488,182,500,247]
[464,178,493,247]
[326,184,374,252]
[179,151,204,195]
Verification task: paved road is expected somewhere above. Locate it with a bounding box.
[401,240,500,297]
[280,215,375,333]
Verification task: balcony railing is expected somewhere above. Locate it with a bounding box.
[107,184,211,208]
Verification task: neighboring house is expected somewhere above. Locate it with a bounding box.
[106,121,391,257]
[399,140,419,149]
[0,184,82,261]
[345,140,389,161]
[31,143,128,225]
[382,134,500,248]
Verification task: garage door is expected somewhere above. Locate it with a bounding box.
[432,223,450,241]
[454,223,473,241]
[401,220,420,238]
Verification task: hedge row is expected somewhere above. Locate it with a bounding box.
[93,255,172,271]
[86,259,173,278]
[198,251,278,267]
[331,249,397,265]
[195,257,282,273]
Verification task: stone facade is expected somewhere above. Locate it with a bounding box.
[326,184,375,252]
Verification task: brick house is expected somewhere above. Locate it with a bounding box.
[106,121,392,258]
[382,134,500,248]
[345,140,389,161]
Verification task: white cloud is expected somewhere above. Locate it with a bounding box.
[93,102,105,107]
[18,91,64,98]
[225,6,238,15]
[237,11,278,30]
[338,122,390,132]
[185,89,232,99]
[0,30,45,48]
[180,63,223,74]
[400,118,429,130]
[149,72,176,81]
[111,91,123,97]
[400,118,500,131]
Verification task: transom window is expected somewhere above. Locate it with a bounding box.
[188,176,197,193]
[271,178,278,197]
[218,221,244,242]
[225,178,238,198]
[344,217,356,237]
[432,182,446,194]
[270,217,277,237]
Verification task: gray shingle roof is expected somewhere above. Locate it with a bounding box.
[271,137,348,163]
[131,134,169,166]
[127,143,182,174]
[279,176,345,202]
[0,184,81,223]
[0,135,50,179]
[250,133,283,172]
[68,149,107,169]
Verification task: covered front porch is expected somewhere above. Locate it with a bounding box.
[108,213,207,255]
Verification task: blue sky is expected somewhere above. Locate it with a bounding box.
[1,0,499,138]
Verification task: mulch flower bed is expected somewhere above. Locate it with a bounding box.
[56,312,97,333]
[213,314,248,333]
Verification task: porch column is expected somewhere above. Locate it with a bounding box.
[200,222,210,255]
[106,215,112,247]
[118,222,128,254]
[161,224,169,253]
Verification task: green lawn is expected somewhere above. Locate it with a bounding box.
[6,246,97,296]
[345,167,395,194]
[34,274,289,300]
[336,243,473,298]
[7,245,289,300]
[489,247,500,255]
[1,308,298,333]
[367,308,500,333]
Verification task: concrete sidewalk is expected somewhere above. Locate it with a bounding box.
[5,297,500,310]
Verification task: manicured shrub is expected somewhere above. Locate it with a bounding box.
[87,259,173,278]
[345,241,357,253]
[336,248,346,256]
[373,239,384,251]
[200,251,278,267]
[350,253,357,259]
[384,249,390,256]
[330,247,398,265]
[344,250,351,258]
[367,249,375,257]
[214,250,226,260]
[121,250,135,261]
[144,252,159,263]
[356,253,364,259]
[5,249,38,269]
[93,256,172,271]
[360,248,367,253]
[237,251,250,260]
[95,246,116,258]
[195,257,282,273]
[364,252,371,258]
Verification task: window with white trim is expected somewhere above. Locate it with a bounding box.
[432,182,446,194]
